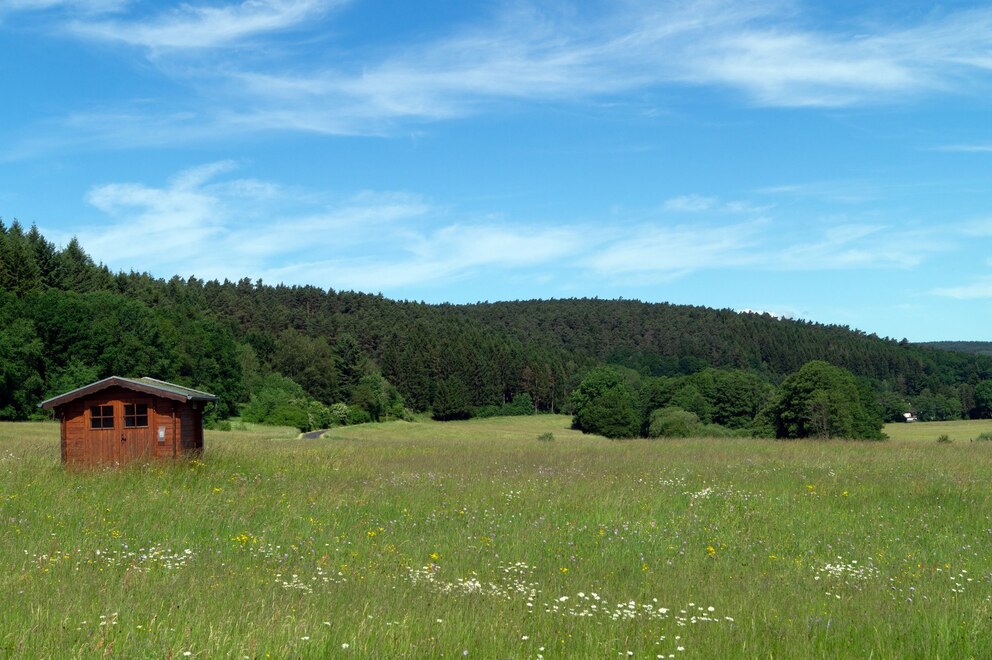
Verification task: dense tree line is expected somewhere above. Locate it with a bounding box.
[570,361,886,440]
[2,220,991,429]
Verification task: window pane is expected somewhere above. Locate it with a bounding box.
[90,405,114,429]
[124,403,149,428]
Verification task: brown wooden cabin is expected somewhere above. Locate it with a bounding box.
[40,376,217,467]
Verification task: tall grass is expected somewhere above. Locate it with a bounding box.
[2,416,992,657]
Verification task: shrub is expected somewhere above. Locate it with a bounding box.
[205,418,232,432]
[347,406,372,425]
[570,366,641,438]
[936,434,952,444]
[648,406,700,438]
[973,432,992,442]
[537,432,555,442]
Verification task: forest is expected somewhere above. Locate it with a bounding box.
[2,219,991,436]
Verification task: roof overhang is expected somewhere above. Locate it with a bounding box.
[39,376,218,410]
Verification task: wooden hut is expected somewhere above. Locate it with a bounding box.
[40,376,217,466]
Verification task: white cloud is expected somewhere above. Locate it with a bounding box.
[934,144,992,153]
[586,220,766,279]
[663,194,716,212]
[776,223,951,270]
[932,278,992,300]
[62,162,586,289]
[69,0,336,50]
[58,166,959,292]
[0,0,125,14]
[262,224,584,292]
[12,0,992,150]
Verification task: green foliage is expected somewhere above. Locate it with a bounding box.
[973,432,992,442]
[648,406,700,438]
[44,358,100,400]
[475,393,536,419]
[328,402,351,426]
[878,390,913,423]
[570,366,641,438]
[350,373,408,421]
[0,315,44,420]
[974,380,992,419]
[432,377,473,421]
[536,431,555,442]
[770,361,886,440]
[912,389,964,422]
[241,373,310,430]
[936,434,952,444]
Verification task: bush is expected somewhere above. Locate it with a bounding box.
[648,406,699,438]
[347,407,372,425]
[973,432,992,442]
[205,418,232,431]
[936,434,952,444]
[473,405,501,419]
[328,402,350,426]
[474,393,536,419]
[537,432,555,442]
[570,366,641,438]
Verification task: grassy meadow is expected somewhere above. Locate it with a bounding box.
[3,415,992,658]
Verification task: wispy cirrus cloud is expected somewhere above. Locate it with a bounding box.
[68,0,337,50]
[932,278,992,300]
[0,0,125,14]
[933,144,992,153]
[9,0,992,152]
[51,163,961,293]
[57,162,585,289]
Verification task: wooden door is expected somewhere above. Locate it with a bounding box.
[85,398,120,464]
[121,399,154,461]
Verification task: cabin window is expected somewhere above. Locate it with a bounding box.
[124,403,149,428]
[89,405,114,429]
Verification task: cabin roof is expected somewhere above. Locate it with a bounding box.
[39,376,218,410]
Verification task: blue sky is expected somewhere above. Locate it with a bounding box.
[1,1,991,341]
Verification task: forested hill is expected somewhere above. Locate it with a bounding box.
[918,342,992,357]
[2,219,991,424]
[453,299,982,387]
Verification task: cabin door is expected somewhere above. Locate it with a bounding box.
[120,399,154,461]
[86,398,121,464]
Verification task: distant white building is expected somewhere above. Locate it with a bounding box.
[902,412,918,423]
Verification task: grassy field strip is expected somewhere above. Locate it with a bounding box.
[2,416,992,657]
